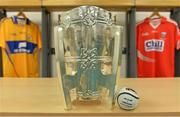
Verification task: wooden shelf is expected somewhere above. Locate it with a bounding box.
[136,0,180,8]
[0,0,41,8]
[0,0,179,10]
[0,78,180,116]
[42,0,134,10]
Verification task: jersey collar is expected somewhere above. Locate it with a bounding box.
[12,16,30,25]
[145,16,166,24]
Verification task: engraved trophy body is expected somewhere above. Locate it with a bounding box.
[54,6,122,110]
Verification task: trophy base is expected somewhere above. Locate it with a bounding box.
[72,99,101,106]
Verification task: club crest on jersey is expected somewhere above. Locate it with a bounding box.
[142,32,149,36]
[26,34,32,41]
[6,41,37,54]
[161,32,167,39]
[145,39,164,52]
[11,32,17,36]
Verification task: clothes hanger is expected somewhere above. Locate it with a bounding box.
[148,9,162,28]
[149,9,162,19]
[16,10,27,19]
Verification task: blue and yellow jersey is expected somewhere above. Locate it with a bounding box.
[0,16,42,77]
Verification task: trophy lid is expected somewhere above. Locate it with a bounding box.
[60,6,113,26]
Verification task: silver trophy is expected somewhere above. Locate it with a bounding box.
[54,6,123,110]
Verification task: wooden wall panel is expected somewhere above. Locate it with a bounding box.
[136,0,180,7]
[0,0,41,7]
[42,0,134,8]
[0,0,179,9]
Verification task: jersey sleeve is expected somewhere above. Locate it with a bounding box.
[136,24,140,50]
[175,26,180,50]
[0,20,5,48]
[37,26,42,49]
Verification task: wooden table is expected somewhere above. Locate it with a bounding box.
[0,78,180,116]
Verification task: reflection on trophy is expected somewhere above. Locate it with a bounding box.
[54,6,123,110]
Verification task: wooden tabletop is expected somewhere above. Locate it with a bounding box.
[0,78,180,116]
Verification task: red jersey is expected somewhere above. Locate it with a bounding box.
[136,17,180,78]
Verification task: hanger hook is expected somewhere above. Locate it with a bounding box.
[153,8,158,12]
[20,8,24,12]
